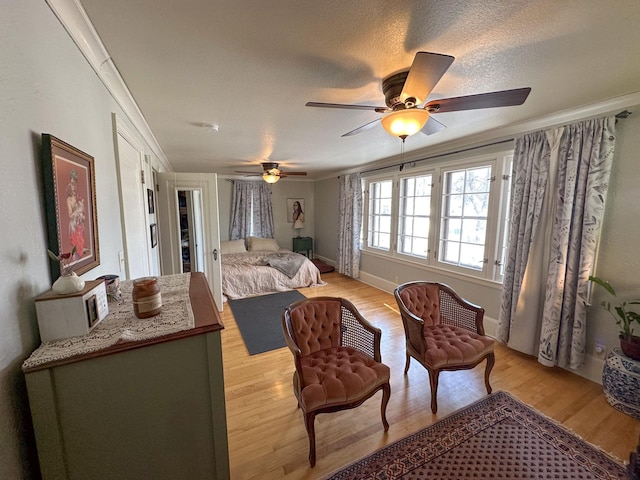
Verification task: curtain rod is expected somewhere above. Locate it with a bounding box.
[361,110,632,176]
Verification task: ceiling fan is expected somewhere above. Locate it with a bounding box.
[306,51,531,140]
[235,162,307,184]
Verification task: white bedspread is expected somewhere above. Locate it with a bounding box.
[222,250,324,299]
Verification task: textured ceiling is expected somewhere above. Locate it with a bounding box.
[78,0,640,178]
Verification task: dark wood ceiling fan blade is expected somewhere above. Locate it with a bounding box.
[424,87,532,113]
[306,101,386,112]
[342,118,381,137]
[420,115,447,136]
[401,52,455,105]
[280,171,307,176]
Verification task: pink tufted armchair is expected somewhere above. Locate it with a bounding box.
[394,281,495,414]
[282,297,391,467]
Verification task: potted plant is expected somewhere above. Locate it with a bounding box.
[589,275,640,361]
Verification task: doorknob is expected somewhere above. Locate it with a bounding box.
[213,249,218,260]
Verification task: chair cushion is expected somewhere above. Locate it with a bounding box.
[423,324,494,369]
[299,346,390,412]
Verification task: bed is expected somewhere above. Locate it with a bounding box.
[220,237,324,300]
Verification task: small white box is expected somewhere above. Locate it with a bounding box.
[35,280,109,342]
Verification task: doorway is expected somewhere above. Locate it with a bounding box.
[178,190,205,274]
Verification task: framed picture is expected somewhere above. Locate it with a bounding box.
[86,294,99,328]
[147,188,155,214]
[287,198,305,224]
[42,134,100,280]
[150,223,158,248]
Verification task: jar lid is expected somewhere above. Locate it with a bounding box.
[133,276,158,286]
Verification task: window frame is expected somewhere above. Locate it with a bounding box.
[362,150,513,282]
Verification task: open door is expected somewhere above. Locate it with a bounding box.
[156,173,223,310]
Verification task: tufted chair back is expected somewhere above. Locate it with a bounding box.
[397,283,441,326]
[287,299,342,356]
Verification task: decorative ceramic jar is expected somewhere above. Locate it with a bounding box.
[51,272,85,295]
[132,276,162,318]
[602,348,640,419]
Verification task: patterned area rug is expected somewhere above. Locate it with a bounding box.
[325,391,627,479]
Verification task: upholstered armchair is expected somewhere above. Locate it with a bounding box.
[394,281,495,414]
[282,296,391,467]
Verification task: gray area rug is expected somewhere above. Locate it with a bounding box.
[324,391,627,479]
[228,290,305,355]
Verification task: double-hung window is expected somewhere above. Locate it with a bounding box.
[397,174,432,259]
[363,151,513,282]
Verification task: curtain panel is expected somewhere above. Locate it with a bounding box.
[498,116,616,369]
[229,180,274,240]
[336,173,362,278]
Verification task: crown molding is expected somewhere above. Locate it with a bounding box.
[45,0,172,172]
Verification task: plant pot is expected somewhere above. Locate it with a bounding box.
[52,272,85,295]
[620,335,640,362]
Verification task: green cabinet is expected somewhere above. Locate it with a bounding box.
[292,236,313,258]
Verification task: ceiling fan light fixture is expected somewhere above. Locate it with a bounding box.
[381,109,430,139]
[262,171,280,183]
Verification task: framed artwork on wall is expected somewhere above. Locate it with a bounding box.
[147,188,155,214]
[287,198,305,225]
[41,134,100,281]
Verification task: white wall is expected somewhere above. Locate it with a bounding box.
[0,2,157,477]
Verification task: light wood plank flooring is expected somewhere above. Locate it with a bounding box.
[220,271,640,479]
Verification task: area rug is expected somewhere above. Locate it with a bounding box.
[228,290,305,355]
[325,391,627,479]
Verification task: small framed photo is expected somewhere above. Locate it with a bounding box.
[86,294,98,328]
[150,223,158,248]
[41,134,100,280]
[147,188,155,214]
[287,198,305,224]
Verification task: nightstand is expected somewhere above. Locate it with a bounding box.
[293,236,313,258]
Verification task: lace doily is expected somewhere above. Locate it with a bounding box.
[23,273,194,370]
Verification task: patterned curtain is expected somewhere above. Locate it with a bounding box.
[336,173,362,278]
[498,116,616,369]
[229,180,274,240]
[253,182,275,238]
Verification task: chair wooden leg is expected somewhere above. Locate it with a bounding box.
[428,369,440,414]
[380,383,391,431]
[404,353,411,374]
[304,412,317,467]
[484,352,495,394]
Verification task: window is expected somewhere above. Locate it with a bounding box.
[439,165,491,270]
[398,174,432,259]
[363,151,512,282]
[367,180,393,251]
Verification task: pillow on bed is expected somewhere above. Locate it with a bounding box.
[247,236,280,251]
[220,239,247,254]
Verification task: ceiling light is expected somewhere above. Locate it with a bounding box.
[262,170,280,184]
[381,109,430,140]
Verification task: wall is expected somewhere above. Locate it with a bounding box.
[217,177,315,252]
[313,176,340,261]
[0,2,155,477]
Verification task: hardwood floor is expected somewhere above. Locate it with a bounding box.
[220,272,640,479]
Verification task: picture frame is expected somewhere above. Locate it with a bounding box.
[41,134,100,281]
[86,294,98,328]
[150,223,158,248]
[286,198,305,224]
[147,188,155,214]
